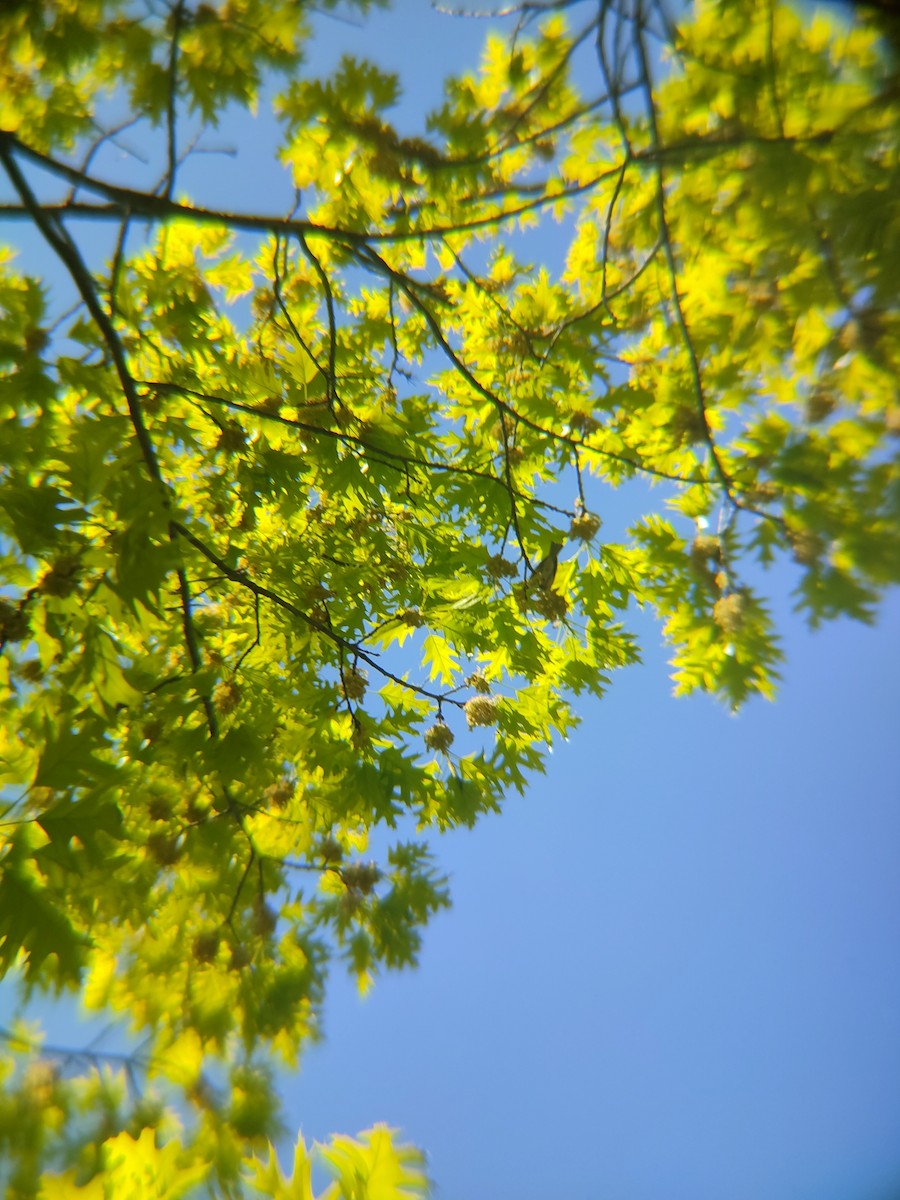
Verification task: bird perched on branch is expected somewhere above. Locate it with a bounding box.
[528,540,564,592]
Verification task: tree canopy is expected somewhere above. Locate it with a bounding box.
[1,0,898,1194]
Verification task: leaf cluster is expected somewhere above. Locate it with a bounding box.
[0,0,898,1192]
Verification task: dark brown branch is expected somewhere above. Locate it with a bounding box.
[629,16,735,497]
[348,243,708,488]
[0,125,843,247]
[0,129,615,243]
[138,379,575,515]
[270,238,331,395]
[297,233,339,408]
[169,519,466,709]
[0,133,232,742]
[163,0,187,200]
[0,135,163,490]
[629,14,785,528]
[497,18,596,150]
[67,116,146,205]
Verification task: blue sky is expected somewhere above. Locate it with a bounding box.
[2,2,899,1198]
[239,5,900,1195]
[287,587,900,1200]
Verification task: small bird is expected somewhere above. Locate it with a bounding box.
[528,541,564,591]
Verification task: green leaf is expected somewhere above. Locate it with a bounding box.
[0,865,87,984]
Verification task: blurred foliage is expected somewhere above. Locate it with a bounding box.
[0,0,897,1193]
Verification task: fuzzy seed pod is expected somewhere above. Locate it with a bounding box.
[23,1062,58,1108]
[569,410,601,436]
[465,695,499,729]
[192,930,220,964]
[24,327,49,356]
[264,777,295,809]
[424,721,455,752]
[805,388,837,424]
[147,832,181,867]
[141,719,164,744]
[486,554,518,580]
[787,528,824,566]
[0,599,30,644]
[147,794,172,822]
[569,510,602,542]
[216,421,247,452]
[213,679,242,714]
[339,891,362,918]
[303,582,332,605]
[318,836,343,864]
[342,862,382,895]
[534,591,569,621]
[386,561,411,583]
[342,667,367,701]
[229,943,252,971]
[690,535,722,564]
[669,405,707,446]
[713,593,746,633]
[748,481,778,505]
[38,553,82,598]
[185,798,209,825]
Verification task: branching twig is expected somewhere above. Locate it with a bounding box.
[169,519,467,709]
[163,0,187,200]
